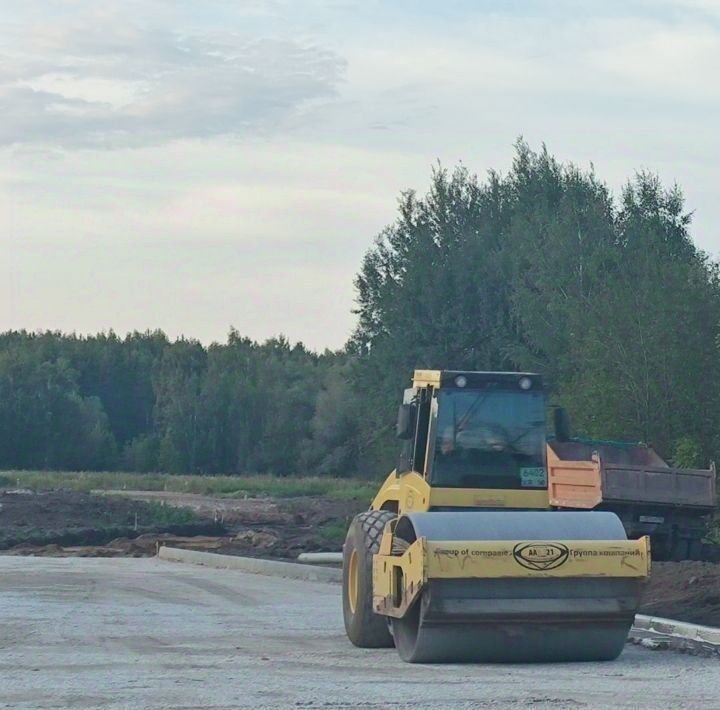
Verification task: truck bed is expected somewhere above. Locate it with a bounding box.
[601,462,715,508]
[547,440,716,511]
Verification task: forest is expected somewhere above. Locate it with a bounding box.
[3,142,719,477]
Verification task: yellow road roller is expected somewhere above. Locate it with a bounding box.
[342,370,650,663]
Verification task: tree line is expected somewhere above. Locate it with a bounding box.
[2,142,718,476]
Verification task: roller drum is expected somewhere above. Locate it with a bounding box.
[390,511,643,663]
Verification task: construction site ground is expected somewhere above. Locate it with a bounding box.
[1,487,719,628]
[1,555,718,710]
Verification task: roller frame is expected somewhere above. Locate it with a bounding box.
[373,525,651,620]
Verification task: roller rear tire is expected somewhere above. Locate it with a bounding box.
[342,510,396,648]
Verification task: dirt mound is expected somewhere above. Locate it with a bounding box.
[0,489,222,550]
[0,487,359,561]
[94,490,360,559]
[640,561,720,627]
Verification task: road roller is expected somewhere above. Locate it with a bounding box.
[342,370,651,663]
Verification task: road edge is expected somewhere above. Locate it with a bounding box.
[157,545,342,584]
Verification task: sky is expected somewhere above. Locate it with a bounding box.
[2,1,719,351]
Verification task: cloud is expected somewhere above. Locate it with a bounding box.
[0,18,345,148]
[3,0,720,350]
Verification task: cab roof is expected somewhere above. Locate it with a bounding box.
[412,369,542,390]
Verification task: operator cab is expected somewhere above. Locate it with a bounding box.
[397,371,551,491]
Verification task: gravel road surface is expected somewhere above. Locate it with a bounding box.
[0,556,718,709]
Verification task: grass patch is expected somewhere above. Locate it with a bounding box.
[318,519,350,547]
[141,501,196,526]
[326,482,377,502]
[705,516,720,544]
[2,470,378,502]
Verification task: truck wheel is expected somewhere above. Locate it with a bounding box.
[342,510,396,648]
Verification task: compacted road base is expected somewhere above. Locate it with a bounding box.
[0,557,718,710]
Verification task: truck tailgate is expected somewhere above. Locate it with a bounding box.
[601,464,716,509]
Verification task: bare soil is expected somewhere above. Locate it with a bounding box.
[92,490,359,559]
[640,561,720,627]
[0,488,357,560]
[0,489,222,550]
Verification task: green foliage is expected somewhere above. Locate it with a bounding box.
[121,434,161,472]
[0,343,117,470]
[300,358,360,476]
[671,437,705,469]
[352,141,720,467]
[0,330,337,477]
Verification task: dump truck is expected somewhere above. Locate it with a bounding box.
[547,439,716,561]
[343,370,651,663]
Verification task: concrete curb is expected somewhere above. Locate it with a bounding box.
[629,614,720,656]
[157,546,342,584]
[297,552,343,565]
[634,614,720,644]
[628,614,720,656]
